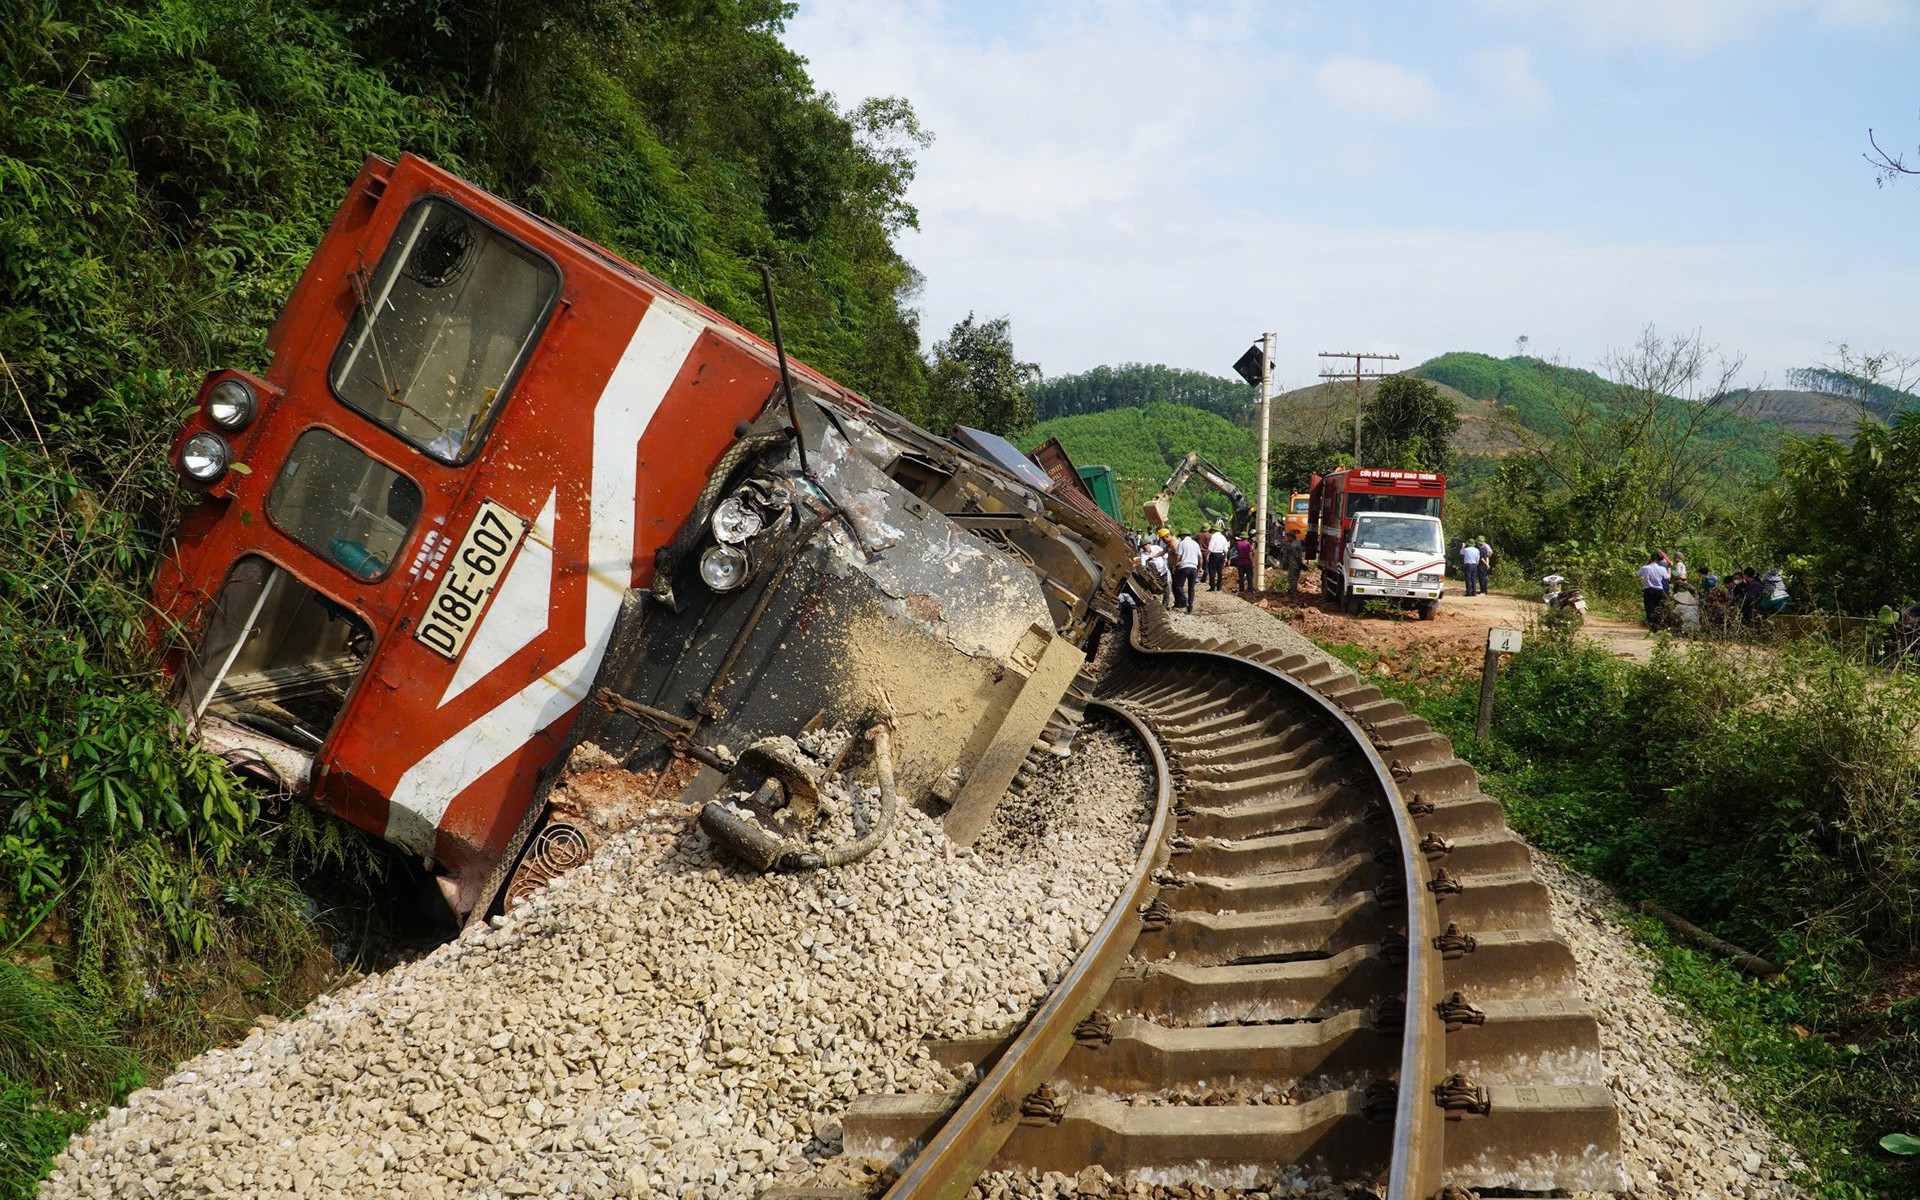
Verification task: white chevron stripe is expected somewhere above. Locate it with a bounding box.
[384,301,705,856]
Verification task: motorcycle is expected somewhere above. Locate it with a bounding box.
[1541,575,1587,625]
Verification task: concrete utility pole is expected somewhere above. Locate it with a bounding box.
[1254,332,1274,585]
[1317,351,1400,462]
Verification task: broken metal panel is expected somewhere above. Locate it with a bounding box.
[546,398,1062,837]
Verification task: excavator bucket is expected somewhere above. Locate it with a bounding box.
[1143,498,1170,527]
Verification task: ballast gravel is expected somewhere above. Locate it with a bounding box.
[41,720,1152,1200]
[1169,590,1809,1198]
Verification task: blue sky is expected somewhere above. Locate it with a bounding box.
[786,0,1920,391]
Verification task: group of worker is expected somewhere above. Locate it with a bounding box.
[1636,552,1788,634]
[1135,525,1310,612]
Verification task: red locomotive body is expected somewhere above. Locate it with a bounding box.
[151,155,1126,916]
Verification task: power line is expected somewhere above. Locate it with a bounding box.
[1317,350,1399,461]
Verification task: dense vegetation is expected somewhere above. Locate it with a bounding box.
[0,1,972,1192]
[1322,628,1920,1198]
[1762,411,1920,615]
[1029,362,1252,422]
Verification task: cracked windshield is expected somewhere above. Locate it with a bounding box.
[330,199,558,462]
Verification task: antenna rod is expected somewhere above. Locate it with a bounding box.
[759,264,810,477]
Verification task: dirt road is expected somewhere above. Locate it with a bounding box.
[1230,573,1657,667]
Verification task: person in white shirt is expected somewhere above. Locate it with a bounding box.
[1635,554,1671,630]
[1205,528,1230,591]
[1173,532,1203,613]
[1459,542,1482,597]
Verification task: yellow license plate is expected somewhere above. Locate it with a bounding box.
[414,499,529,661]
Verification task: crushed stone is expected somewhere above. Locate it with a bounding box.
[41,720,1152,1200]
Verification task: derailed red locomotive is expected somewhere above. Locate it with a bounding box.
[151,154,1131,917]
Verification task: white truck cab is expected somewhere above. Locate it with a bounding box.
[1336,510,1446,618]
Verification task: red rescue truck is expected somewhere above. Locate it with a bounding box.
[1306,468,1447,619]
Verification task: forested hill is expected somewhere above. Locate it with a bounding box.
[1,0,934,457]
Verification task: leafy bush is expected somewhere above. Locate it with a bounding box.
[1328,624,1920,1195]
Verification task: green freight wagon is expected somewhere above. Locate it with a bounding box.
[1077,465,1121,523]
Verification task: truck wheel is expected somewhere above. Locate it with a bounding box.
[1417,599,1438,621]
[1341,584,1362,617]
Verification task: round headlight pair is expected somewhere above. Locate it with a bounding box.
[181,432,232,482]
[205,379,257,430]
[699,544,750,592]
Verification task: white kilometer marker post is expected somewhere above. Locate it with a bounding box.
[1477,626,1523,743]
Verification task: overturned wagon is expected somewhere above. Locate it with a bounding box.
[151,153,1132,918]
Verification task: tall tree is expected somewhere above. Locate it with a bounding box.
[923,313,1038,436]
[1360,375,1459,471]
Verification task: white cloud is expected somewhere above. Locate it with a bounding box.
[790,0,1278,223]
[1470,0,1911,56]
[1313,54,1441,121]
[1471,45,1550,117]
[784,0,1917,388]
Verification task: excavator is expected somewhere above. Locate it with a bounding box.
[1142,452,1254,534]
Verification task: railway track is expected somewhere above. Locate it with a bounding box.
[773,602,1620,1199]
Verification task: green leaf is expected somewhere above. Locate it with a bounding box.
[1881,1133,1920,1155]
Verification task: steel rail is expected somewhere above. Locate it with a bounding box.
[1124,612,1446,1198]
[880,603,1445,1197]
[882,699,1174,1200]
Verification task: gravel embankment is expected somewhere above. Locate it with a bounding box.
[1168,590,1808,1199]
[42,720,1152,1200]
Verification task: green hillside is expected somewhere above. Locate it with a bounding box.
[1017,402,1258,531]
[1412,352,1782,476]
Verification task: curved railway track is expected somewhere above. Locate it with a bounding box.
[773,602,1620,1199]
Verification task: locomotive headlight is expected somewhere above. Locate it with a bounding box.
[711,495,764,544]
[699,544,750,592]
[205,379,257,430]
[180,432,232,482]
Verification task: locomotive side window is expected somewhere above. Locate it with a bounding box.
[330,199,558,463]
[184,555,374,751]
[268,429,422,580]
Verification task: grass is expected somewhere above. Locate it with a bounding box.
[1312,630,1920,1199]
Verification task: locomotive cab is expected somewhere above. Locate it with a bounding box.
[151,153,1129,919]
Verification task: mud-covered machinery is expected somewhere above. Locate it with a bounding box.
[148,152,1133,920]
[513,391,1136,904]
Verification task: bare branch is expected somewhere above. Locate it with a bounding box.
[1866,127,1920,187]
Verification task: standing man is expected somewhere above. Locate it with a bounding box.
[1637,553,1671,631]
[1174,530,1203,614]
[1475,537,1493,595]
[1205,526,1230,591]
[1460,540,1482,597]
[1276,528,1307,595]
[1232,532,1255,593]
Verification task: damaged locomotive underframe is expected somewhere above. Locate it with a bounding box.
[491,387,1133,912]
